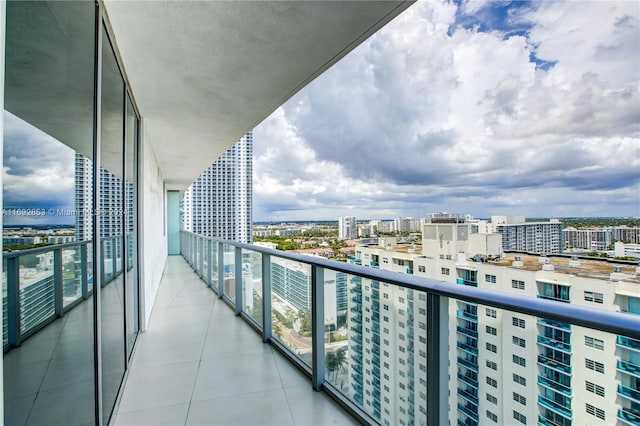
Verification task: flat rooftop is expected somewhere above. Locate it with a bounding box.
[493,253,640,284]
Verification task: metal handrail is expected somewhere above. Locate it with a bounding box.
[181,231,640,339]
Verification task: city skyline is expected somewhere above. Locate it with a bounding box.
[253,1,639,221]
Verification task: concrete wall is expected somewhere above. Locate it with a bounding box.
[140,121,168,329]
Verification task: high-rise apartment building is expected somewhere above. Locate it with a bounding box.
[351,219,639,426]
[75,152,134,241]
[182,132,253,243]
[486,216,564,254]
[564,226,640,251]
[339,216,357,240]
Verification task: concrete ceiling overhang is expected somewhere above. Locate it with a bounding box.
[103,1,414,190]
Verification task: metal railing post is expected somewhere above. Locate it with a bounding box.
[235,246,242,315]
[207,239,213,287]
[7,256,21,347]
[311,265,325,391]
[217,241,224,298]
[81,243,89,300]
[54,248,64,317]
[262,253,272,343]
[199,238,205,277]
[426,292,441,426]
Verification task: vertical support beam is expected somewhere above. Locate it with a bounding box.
[311,265,325,391]
[217,241,224,298]
[6,256,21,348]
[81,243,88,300]
[426,293,441,426]
[199,238,205,278]
[262,253,272,343]
[92,4,104,423]
[206,239,213,287]
[234,246,242,315]
[53,248,64,317]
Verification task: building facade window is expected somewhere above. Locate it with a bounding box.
[586,403,606,420]
[585,381,605,397]
[585,358,605,373]
[513,410,527,424]
[485,274,496,283]
[513,373,526,386]
[513,354,526,367]
[584,291,604,303]
[512,336,526,347]
[512,317,526,328]
[585,336,604,350]
[513,392,527,405]
[511,279,525,290]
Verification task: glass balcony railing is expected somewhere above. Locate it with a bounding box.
[618,408,640,425]
[3,239,107,350]
[456,403,479,422]
[537,318,571,330]
[456,325,478,339]
[617,335,640,351]
[538,355,572,374]
[537,375,572,397]
[456,372,478,388]
[538,395,572,420]
[537,335,571,353]
[179,231,639,426]
[456,309,477,322]
[618,360,640,378]
[457,357,479,372]
[618,384,640,403]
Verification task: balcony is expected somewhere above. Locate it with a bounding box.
[538,355,572,374]
[618,384,640,404]
[537,335,571,353]
[618,360,640,378]
[618,408,640,426]
[7,230,637,425]
[115,256,355,424]
[537,318,571,331]
[456,326,478,339]
[457,357,479,373]
[537,376,572,397]
[617,335,640,351]
[537,395,573,420]
[456,403,479,422]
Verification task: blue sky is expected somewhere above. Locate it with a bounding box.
[253,0,640,221]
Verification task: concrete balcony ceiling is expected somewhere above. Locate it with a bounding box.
[104,0,412,189]
[4,1,412,189]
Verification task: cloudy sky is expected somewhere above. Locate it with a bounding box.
[3,112,76,225]
[253,0,640,221]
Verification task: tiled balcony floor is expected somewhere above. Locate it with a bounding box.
[115,255,357,426]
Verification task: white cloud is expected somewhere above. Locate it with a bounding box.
[253,1,640,221]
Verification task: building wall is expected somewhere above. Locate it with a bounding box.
[353,225,639,426]
[140,128,167,328]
